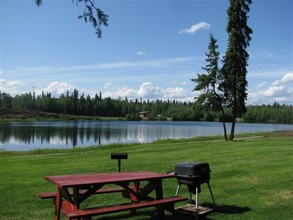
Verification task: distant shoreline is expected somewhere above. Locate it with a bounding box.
[0,108,125,121]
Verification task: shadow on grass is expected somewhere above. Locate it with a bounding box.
[92,209,211,220]
[215,204,251,214]
[92,203,251,220]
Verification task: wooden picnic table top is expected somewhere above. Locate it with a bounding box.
[45,171,174,188]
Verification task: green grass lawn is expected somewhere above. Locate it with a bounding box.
[0,132,292,219]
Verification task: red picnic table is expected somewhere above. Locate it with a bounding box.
[41,171,187,219]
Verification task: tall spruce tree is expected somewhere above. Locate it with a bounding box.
[221,0,253,140]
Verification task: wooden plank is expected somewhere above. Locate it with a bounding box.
[63,196,188,219]
[38,187,126,199]
[176,204,214,216]
[45,171,173,188]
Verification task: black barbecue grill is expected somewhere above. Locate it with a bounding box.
[174,162,216,217]
[175,162,211,193]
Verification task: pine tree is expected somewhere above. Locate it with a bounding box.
[192,34,228,140]
[221,0,253,140]
[192,0,252,140]
[192,34,221,110]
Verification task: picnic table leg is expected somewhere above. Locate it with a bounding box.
[54,187,62,220]
[62,187,81,220]
[155,180,165,219]
[130,181,140,215]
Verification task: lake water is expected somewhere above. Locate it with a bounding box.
[0,121,292,151]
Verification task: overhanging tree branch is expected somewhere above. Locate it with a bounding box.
[35,0,108,38]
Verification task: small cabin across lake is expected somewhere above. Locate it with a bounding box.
[138,111,149,119]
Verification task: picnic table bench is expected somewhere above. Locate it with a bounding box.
[39,171,188,220]
[62,196,187,219]
[38,187,126,201]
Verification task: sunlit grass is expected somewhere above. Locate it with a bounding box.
[0,132,292,219]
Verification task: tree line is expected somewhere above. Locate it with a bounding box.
[0,90,292,124]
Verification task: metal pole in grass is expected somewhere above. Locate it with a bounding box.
[111,153,128,172]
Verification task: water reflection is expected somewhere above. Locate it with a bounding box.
[1,122,98,150]
[0,121,292,151]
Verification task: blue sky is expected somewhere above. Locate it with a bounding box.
[1,0,292,105]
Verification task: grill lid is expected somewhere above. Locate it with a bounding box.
[174,162,211,193]
[174,162,211,178]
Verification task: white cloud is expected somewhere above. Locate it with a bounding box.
[137,82,162,98]
[263,86,288,97]
[271,72,293,86]
[137,51,146,56]
[255,81,267,88]
[263,72,293,98]
[3,57,199,77]
[104,82,113,89]
[104,86,137,99]
[250,50,282,60]
[118,87,137,97]
[0,79,26,95]
[40,81,75,97]
[101,81,196,102]
[94,57,197,70]
[2,59,292,105]
[248,72,293,105]
[162,87,188,99]
[178,22,210,34]
[167,81,190,86]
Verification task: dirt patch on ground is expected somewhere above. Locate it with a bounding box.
[265,130,293,137]
[265,190,293,206]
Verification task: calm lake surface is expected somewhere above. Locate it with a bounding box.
[0,121,292,151]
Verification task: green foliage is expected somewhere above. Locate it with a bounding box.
[35,0,42,7]
[0,92,13,108]
[244,104,293,124]
[77,0,108,38]
[222,0,252,140]
[192,34,222,112]
[192,34,229,139]
[221,0,252,119]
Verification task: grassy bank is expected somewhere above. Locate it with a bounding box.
[0,132,292,219]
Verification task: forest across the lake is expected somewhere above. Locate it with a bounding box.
[0,90,292,123]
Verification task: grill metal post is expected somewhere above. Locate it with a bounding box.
[195,187,199,216]
[207,182,216,205]
[175,184,181,196]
